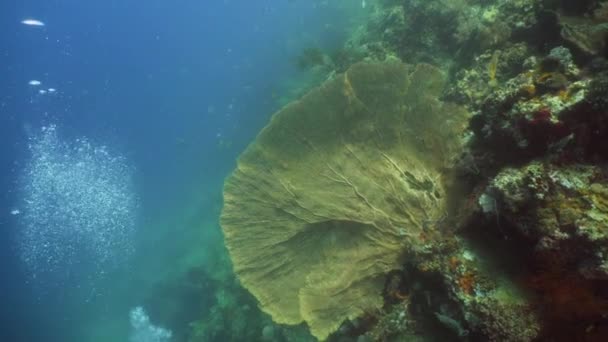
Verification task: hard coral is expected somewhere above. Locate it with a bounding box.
[458,272,476,295]
[468,298,540,342]
[558,11,608,57]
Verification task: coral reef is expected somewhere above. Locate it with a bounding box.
[215,0,608,340]
[558,4,608,57]
[486,162,608,279]
[443,1,608,340]
[335,0,541,68]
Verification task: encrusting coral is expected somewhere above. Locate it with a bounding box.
[221,60,469,340]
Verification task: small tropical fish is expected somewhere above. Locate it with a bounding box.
[21,19,45,26]
[48,88,56,92]
[362,0,366,9]
[548,133,574,154]
[39,89,47,94]
[28,80,41,86]
[10,209,20,215]
[488,50,500,87]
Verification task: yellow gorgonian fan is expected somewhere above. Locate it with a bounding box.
[221,60,468,340]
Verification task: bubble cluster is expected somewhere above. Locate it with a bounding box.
[17,125,138,284]
[129,306,173,342]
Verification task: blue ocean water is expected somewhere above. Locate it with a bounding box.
[0,1,365,341]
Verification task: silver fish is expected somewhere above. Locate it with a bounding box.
[21,19,45,26]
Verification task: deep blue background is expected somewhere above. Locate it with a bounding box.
[0,1,360,340]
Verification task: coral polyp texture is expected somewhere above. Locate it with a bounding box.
[220,60,468,340]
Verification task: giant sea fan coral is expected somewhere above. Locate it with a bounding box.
[220,60,469,340]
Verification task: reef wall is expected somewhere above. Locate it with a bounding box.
[219,0,608,341]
